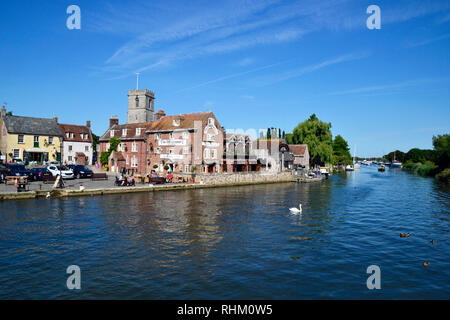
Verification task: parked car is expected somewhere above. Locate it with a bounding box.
[47,165,74,179]
[5,163,33,178]
[30,167,52,181]
[67,164,93,179]
[0,164,12,182]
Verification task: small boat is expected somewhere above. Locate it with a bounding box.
[378,165,385,172]
[391,152,402,168]
[391,160,402,168]
[345,165,354,171]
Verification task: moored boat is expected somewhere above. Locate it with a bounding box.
[378,165,385,172]
[345,165,354,171]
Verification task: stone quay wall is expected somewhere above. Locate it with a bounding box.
[193,171,293,185]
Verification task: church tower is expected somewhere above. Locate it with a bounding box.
[126,89,155,124]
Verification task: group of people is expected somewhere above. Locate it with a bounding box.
[115,174,136,187]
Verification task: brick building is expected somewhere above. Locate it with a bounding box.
[98,89,225,175]
[146,111,224,174]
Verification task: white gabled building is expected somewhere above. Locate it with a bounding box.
[58,121,93,165]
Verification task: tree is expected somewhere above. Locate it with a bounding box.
[383,150,406,163]
[285,133,293,144]
[266,128,271,140]
[92,133,100,152]
[332,135,352,165]
[292,114,333,166]
[432,134,450,170]
[282,130,286,139]
[99,137,121,165]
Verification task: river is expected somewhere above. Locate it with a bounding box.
[0,166,449,299]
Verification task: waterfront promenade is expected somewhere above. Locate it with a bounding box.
[0,171,312,201]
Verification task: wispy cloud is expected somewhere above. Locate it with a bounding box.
[88,0,450,78]
[176,59,290,92]
[329,78,450,96]
[406,33,450,48]
[251,53,368,86]
[237,58,255,67]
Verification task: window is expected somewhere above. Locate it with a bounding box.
[34,136,39,143]
[13,149,20,159]
[118,143,124,152]
[106,143,110,150]
[49,136,53,144]
[68,156,73,162]
[173,119,180,126]
[132,142,138,152]
[136,128,141,136]
[122,129,127,137]
[183,146,189,154]
[208,118,214,125]
[169,132,174,139]
[110,130,114,137]
[66,132,70,138]
[207,134,214,141]
[85,146,89,152]
[126,156,129,165]
[182,131,188,139]
[156,133,161,140]
[169,148,174,154]
[18,135,24,144]
[185,165,189,172]
[131,156,138,168]
[68,145,72,151]
[211,149,217,159]
[155,147,162,154]
[204,148,210,159]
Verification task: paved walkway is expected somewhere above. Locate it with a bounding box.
[0,177,180,194]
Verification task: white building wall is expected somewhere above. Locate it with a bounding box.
[62,141,93,165]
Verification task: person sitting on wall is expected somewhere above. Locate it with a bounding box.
[127,176,135,186]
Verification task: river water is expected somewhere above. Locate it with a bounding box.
[0,166,449,299]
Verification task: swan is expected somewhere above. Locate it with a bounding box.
[289,203,302,214]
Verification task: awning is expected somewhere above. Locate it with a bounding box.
[26,148,45,152]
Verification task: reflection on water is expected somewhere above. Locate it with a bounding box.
[0,167,449,299]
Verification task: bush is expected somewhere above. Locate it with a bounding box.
[417,161,438,176]
[436,168,450,184]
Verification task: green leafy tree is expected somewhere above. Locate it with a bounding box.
[99,137,121,165]
[432,134,450,170]
[332,135,352,165]
[285,133,293,144]
[92,133,100,152]
[383,150,406,163]
[292,114,333,166]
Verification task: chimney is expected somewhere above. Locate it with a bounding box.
[86,120,91,128]
[1,106,5,118]
[53,115,58,123]
[155,109,166,121]
[109,116,119,128]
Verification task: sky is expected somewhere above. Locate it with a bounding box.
[0,0,449,157]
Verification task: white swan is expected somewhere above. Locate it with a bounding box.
[289,203,302,214]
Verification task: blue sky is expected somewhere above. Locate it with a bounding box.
[0,0,449,157]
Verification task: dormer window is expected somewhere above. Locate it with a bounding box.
[173,119,180,126]
[136,128,141,136]
[156,133,161,140]
[110,130,114,137]
[208,118,214,125]
[122,129,127,137]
